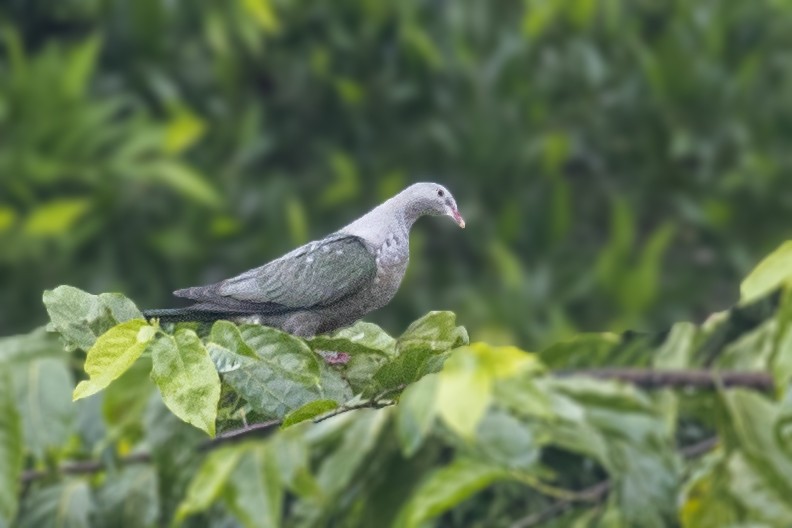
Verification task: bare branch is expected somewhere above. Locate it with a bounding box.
[559,369,773,392]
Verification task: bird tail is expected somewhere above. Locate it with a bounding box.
[142,307,238,323]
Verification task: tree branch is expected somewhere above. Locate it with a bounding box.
[22,398,396,484]
[559,368,773,391]
[19,370,758,485]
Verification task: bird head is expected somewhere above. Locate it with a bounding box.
[404,182,465,228]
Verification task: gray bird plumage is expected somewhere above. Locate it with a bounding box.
[143,182,465,337]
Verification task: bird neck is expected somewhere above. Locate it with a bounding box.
[340,194,416,244]
[388,191,424,231]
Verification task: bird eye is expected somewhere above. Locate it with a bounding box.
[437,189,444,197]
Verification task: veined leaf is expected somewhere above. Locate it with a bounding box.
[72,319,156,400]
[43,286,143,352]
[207,320,258,373]
[309,321,396,356]
[222,325,329,418]
[150,330,221,437]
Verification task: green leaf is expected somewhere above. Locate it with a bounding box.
[150,330,221,437]
[175,446,244,522]
[0,326,64,364]
[722,390,792,500]
[43,286,143,352]
[397,373,438,456]
[64,35,100,98]
[539,332,621,369]
[23,198,91,237]
[371,312,468,392]
[164,105,206,154]
[309,321,396,356]
[653,322,698,369]
[282,399,339,428]
[726,452,792,525]
[225,446,283,528]
[222,325,327,418]
[311,321,397,393]
[146,161,222,208]
[316,409,390,497]
[741,240,792,303]
[73,319,156,400]
[396,311,469,354]
[474,409,542,471]
[13,358,75,459]
[102,357,154,440]
[436,351,491,439]
[207,320,258,373]
[94,466,159,528]
[396,458,508,528]
[0,370,22,526]
[17,479,94,528]
[268,427,322,499]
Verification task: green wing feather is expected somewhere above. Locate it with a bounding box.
[175,234,377,311]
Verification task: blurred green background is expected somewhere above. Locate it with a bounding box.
[3,0,792,347]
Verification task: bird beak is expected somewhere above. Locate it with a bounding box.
[451,208,465,229]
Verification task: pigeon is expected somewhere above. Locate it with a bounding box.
[143,182,465,337]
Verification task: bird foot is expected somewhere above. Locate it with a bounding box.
[319,351,351,365]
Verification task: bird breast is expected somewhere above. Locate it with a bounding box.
[371,232,409,303]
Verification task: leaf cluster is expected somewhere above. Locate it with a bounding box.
[1,240,792,526]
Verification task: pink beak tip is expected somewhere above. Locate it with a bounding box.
[453,210,466,229]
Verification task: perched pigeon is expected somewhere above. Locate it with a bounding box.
[143,183,465,337]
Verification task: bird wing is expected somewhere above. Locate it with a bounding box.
[174,234,377,312]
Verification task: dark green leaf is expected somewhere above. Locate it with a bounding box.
[282,399,339,428]
[222,325,328,418]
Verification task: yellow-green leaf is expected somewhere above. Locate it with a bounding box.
[72,319,155,401]
[741,241,792,303]
[436,351,491,439]
[24,198,91,237]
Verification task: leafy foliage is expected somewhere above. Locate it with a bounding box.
[5,1,792,524]
[0,239,790,526]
